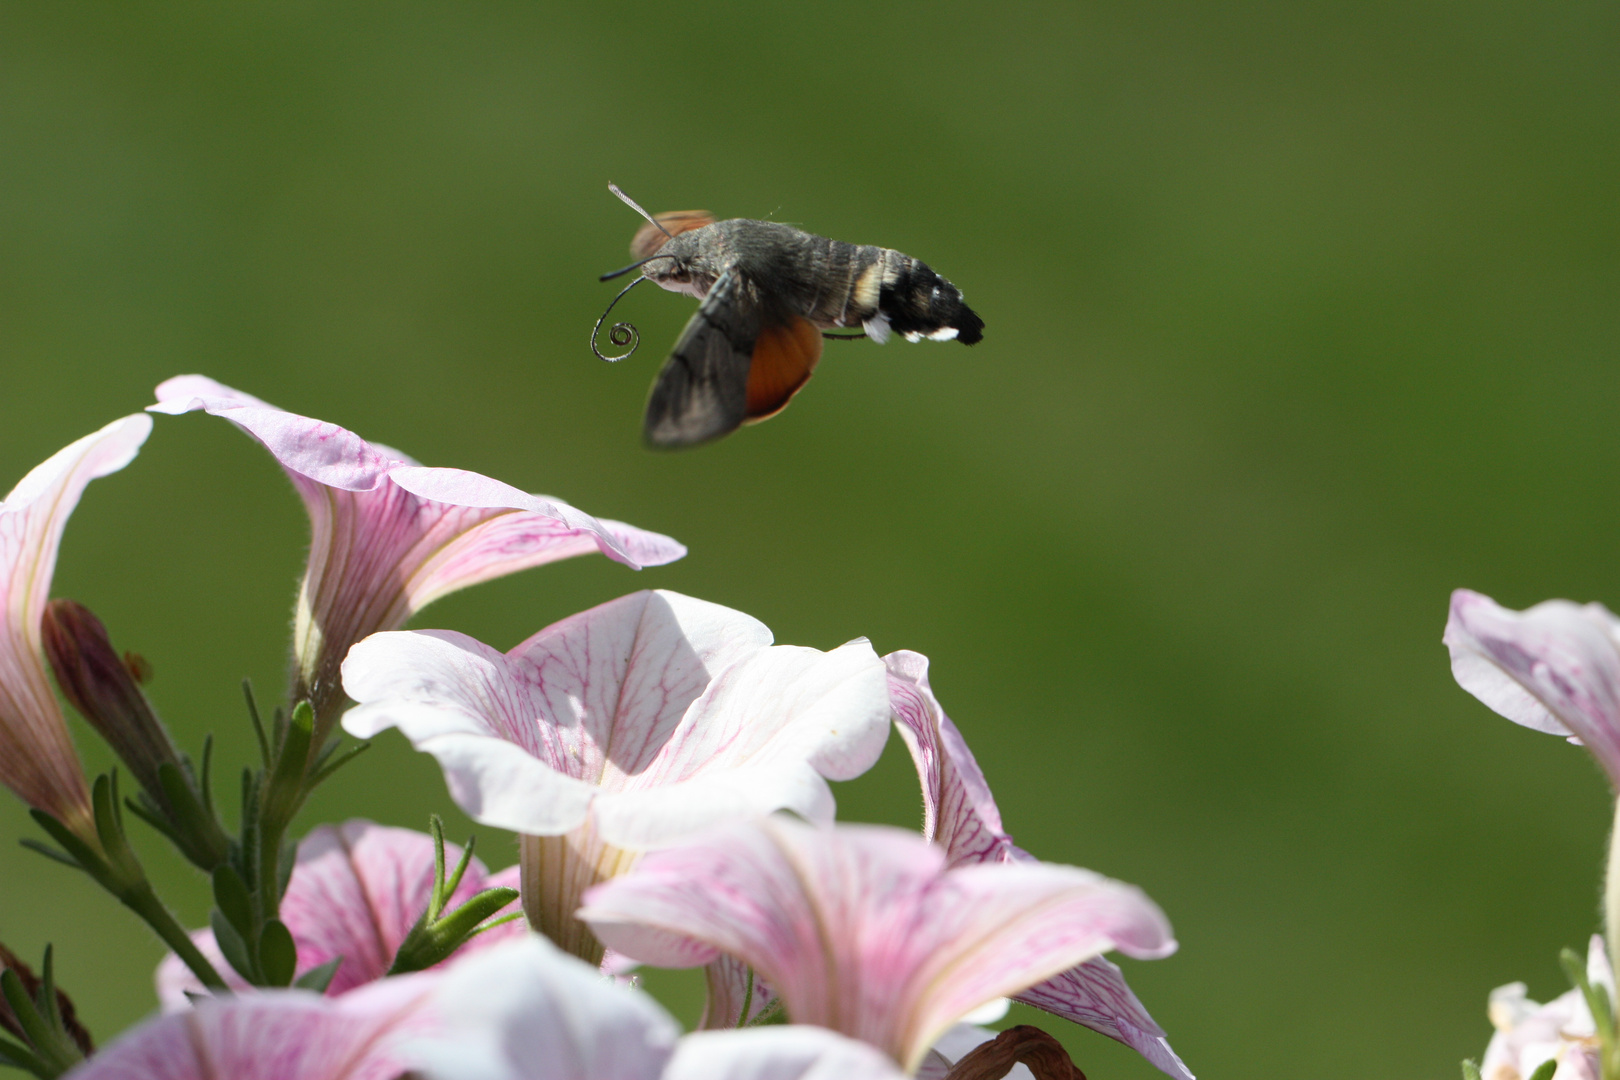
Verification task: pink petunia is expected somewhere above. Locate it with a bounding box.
[0,415,151,841]
[148,375,684,745]
[579,816,1175,1074]
[341,589,891,962]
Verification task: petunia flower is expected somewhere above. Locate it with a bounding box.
[155,820,521,1005]
[577,815,1177,1074]
[408,934,908,1080]
[1444,589,1620,788]
[147,375,685,748]
[0,414,151,842]
[1478,936,1611,1080]
[886,650,1193,1079]
[341,589,892,963]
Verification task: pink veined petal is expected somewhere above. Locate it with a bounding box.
[886,650,1017,863]
[0,414,151,834]
[404,511,685,613]
[665,1028,910,1080]
[340,628,612,835]
[498,590,775,783]
[342,591,886,847]
[591,639,891,849]
[72,974,440,1080]
[885,650,1191,1079]
[155,821,518,1006]
[1445,589,1620,786]
[403,935,679,1080]
[579,818,1176,1073]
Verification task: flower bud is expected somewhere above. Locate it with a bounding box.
[41,600,182,809]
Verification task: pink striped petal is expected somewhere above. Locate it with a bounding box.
[71,974,439,1080]
[579,818,1175,1073]
[148,376,683,734]
[0,414,150,837]
[156,820,519,1007]
[886,651,1191,1079]
[1445,589,1620,786]
[886,651,1019,865]
[665,1028,909,1080]
[341,591,889,847]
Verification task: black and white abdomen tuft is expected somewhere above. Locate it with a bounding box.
[874,253,984,346]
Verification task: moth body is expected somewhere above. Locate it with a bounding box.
[609,202,984,448]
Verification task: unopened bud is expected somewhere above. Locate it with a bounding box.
[41,600,181,810]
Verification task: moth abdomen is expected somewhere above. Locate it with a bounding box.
[874,254,984,345]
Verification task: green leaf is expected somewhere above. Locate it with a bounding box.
[257,919,297,987]
[242,680,269,769]
[293,956,343,994]
[17,839,81,871]
[0,969,47,1051]
[0,1034,52,1078]
[1527,1060,1558,1080]
[209,909,256,985]
[211,866,254,939]
[25,813,100,879]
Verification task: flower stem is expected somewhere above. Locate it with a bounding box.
[122,881,228,991]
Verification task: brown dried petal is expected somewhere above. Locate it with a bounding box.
[944,1026,1085,1080]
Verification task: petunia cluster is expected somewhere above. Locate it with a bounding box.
[0,380,1189,1080]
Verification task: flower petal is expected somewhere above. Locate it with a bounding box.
[1445,589,1620,784]
[885,650,1018,864]
[341,628,612,835]
[72,975,438,1080]
[406,935,679,1080]
[665,1028,909,1080]
[886,651,1191,1079]
[593,639,891,849]
[0,414,150,833]
[341,592,888,848]
[579,818,1175,1072]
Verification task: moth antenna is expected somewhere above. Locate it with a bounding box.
[607,182,673,240]
[599,252,679,282]
[591,274,653,363]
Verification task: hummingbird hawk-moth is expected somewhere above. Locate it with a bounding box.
[594,185,984,449]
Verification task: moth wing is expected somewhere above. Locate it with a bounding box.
[644,267,761,448]
[630,210,717,260]
[744,315,824,423]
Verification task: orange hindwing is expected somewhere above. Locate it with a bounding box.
[744,316,824,423]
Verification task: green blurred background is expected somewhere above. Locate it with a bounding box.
[2,2,1617,1076]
